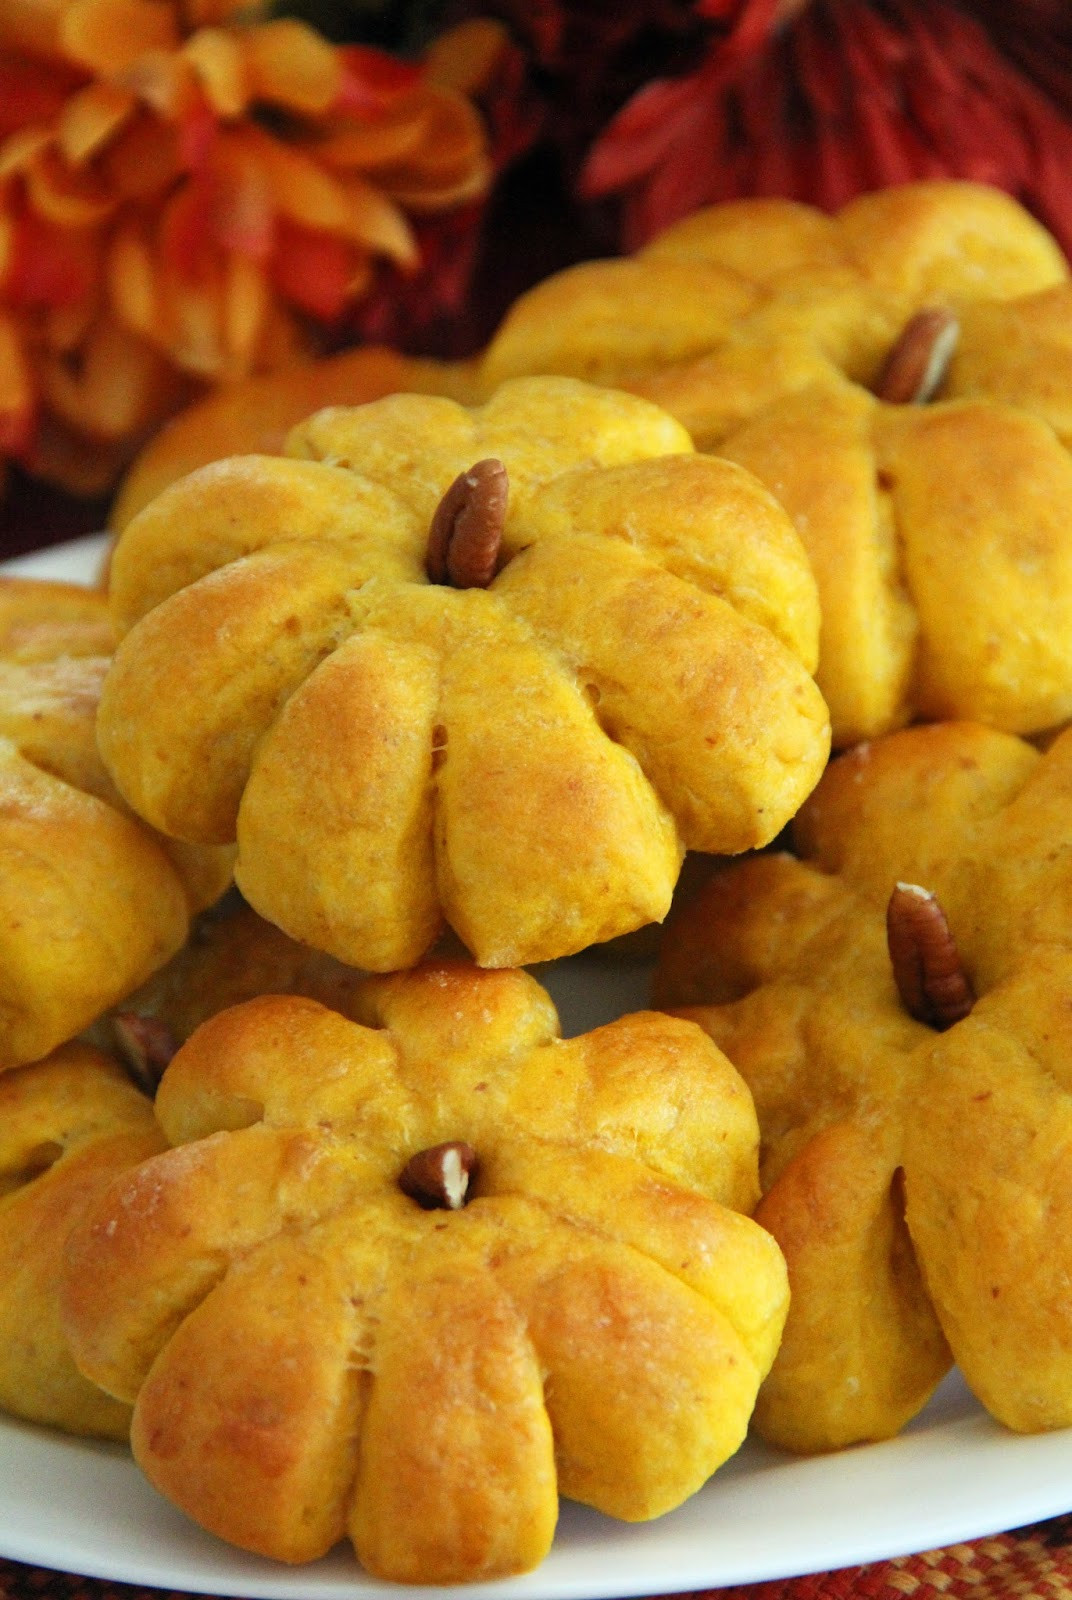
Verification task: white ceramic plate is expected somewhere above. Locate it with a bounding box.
[3,533,1072,1599]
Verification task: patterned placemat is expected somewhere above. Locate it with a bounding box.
[4,1517,1072,1600]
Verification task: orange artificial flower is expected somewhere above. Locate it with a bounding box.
[0,1,502,493]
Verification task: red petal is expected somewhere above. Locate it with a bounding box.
[271,218,354,320]
[0,57,87,138]
[4,209,97,309]
[207,137,275,260]
[334,46,423,118]
[158,176,216,278]
[178,83,218,171]
[581,73,713,197]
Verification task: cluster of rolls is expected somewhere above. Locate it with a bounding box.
[8,177,1072,1586]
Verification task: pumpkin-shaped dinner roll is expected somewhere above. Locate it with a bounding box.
[0,578,233,1071]
[62,963,788,1584]
[721,369,1072,746]
[99,376,828,970]
[655,721,1072,1452]
[0,1042,163,1437]
[479,182,1067,448]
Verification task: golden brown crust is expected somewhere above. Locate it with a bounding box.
[100,377,828,970]
[63,964,787,1581]
[481,182,1068,445]
[655,721,1072,1448]
[478,186,1072,747]
[0,1042,163,1437]
[722,386,1072,745]
[0,578,233,1071]
[0,578,112,661]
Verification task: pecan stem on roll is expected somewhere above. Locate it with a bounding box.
[874,308,960,405]
[426,458,508,588]
[399,1140,478,1210]
[886,882,975,1030]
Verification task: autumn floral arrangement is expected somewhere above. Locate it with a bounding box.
[0,0,511,495]
[7,0,1072,504]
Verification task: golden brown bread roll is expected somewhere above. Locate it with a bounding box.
[480,183,1068,446]
[720,382,1072,745]
[0,577,233,1071]
[63,962,788,1583]
[99,376,828,970]
[655,721,1072,1451]
[0,1042,163,1437]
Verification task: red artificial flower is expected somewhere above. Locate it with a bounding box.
[581,0,1072,256]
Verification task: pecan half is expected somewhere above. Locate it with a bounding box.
[399,1140,478,1210]
[113,1012,179,1093]
[426,459,508,588]
[886,882,975,1030]
[874,308,960,404]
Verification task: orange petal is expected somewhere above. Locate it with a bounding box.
[60,0,179,73]
[335,44,422,117]
[243,131,417,264]
[100,111,182,200]
[0,55,84,137]
[38,314,177,437]
[161,263,225,375]
[382,157,489,214]
[271,219,354,321]
[107,220,158,337]
[5,208,99,308]
[222,250,268,370]
[57,80,136,164]
[337,174,417,265]
[308,108,428,173]
[0,312,35,455]
[27,145,116,224]
[0,126,52,180]
[184,26,249,118]
[116,49,197,121]
[158,175,216,279]
[0,0,66,60]
[387,88,486,188]
[236,126,351,233]
[242,20,341,116]
[209,137,275,259]
[423,19,508,95]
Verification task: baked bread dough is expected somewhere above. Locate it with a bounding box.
[87,892,370,1088]
[479,183,1067,447]
[656,721,1072,1450]
[0,577,233,1070]
[0,1042,163,1436]
[62,962,788,1582]
[721,382,1072,744]
[100,376,828,969]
